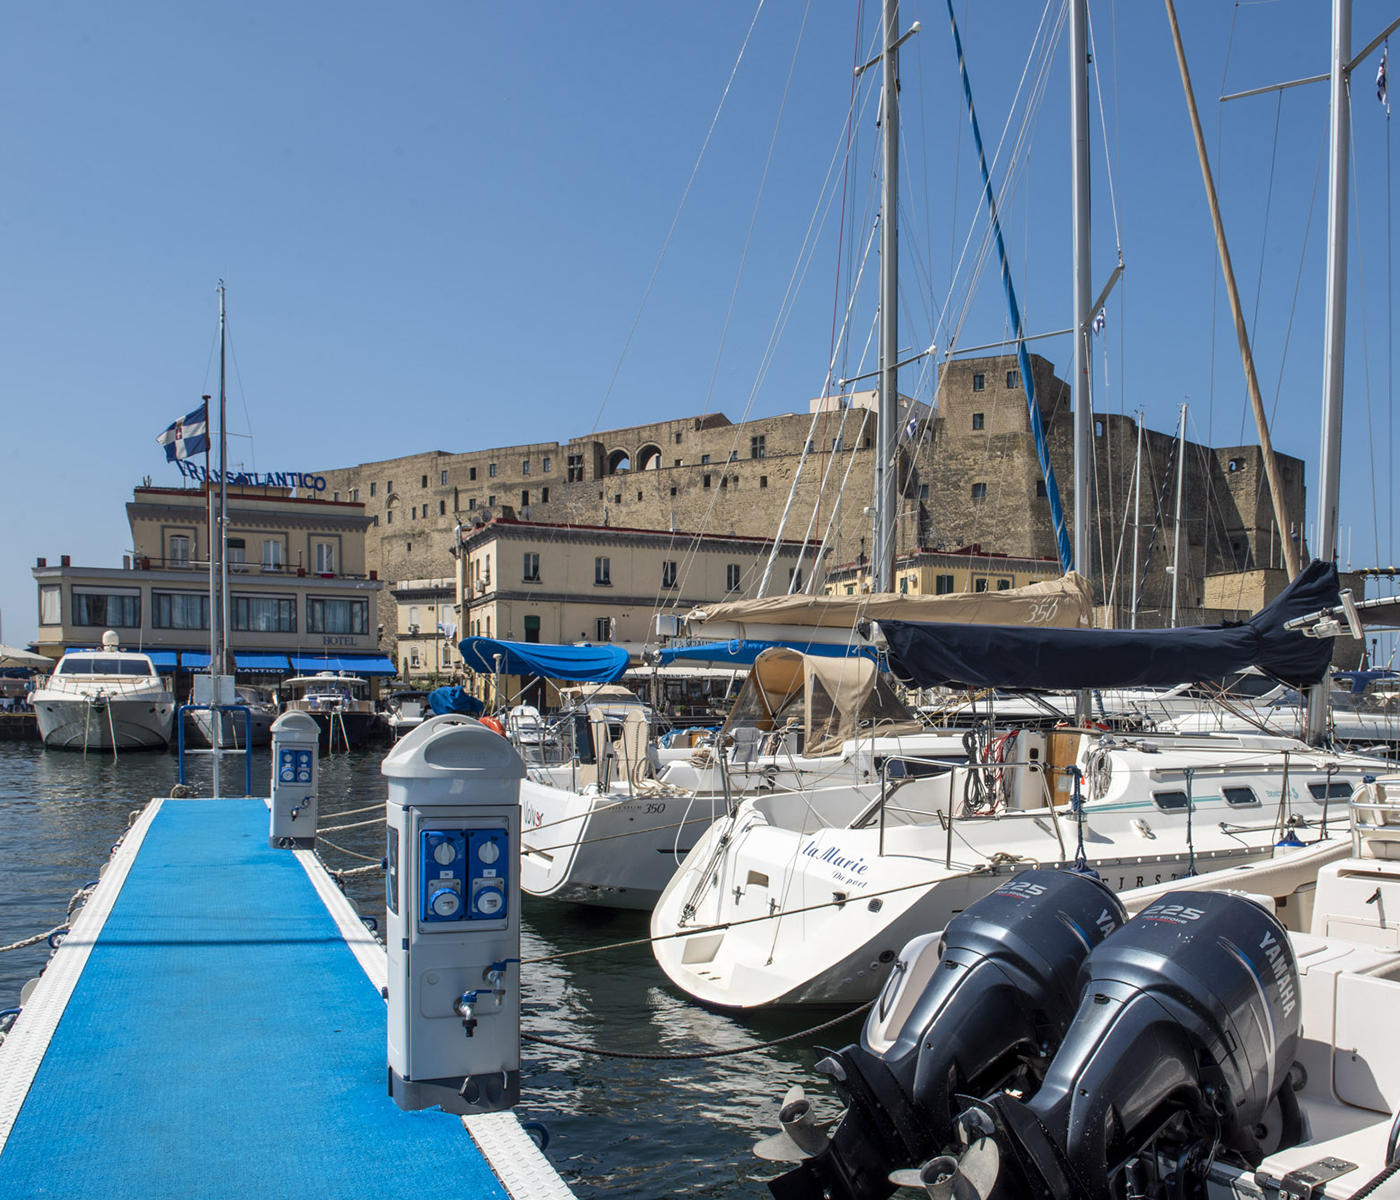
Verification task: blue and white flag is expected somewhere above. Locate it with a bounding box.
[1092,308,1106,335]
[156,403,209,462]
[904,414,919,440]
[1379,46,1389,113]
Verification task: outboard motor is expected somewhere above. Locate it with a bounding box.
[953,890,1303,1200]
[761,869,1127,1200]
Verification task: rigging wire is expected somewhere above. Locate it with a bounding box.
[1346,91,1383,569]
[586,0,768,439]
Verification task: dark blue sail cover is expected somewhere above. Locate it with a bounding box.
[456,636,630,683]
[880,559,1341,690]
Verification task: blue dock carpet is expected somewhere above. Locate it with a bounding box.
[0,798,511,1199]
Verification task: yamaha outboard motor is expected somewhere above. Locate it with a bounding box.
[957,890,1303,1200]
[761,869,1127,1200]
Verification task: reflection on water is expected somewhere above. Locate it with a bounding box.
[0,742,866,1198]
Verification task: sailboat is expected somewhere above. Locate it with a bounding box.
[647,0,1389,1010]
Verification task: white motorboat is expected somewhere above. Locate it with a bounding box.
[281,671,378,749]
[753,776,1400,1200]
[383,690,431,739]
[651,725,1383,1008]
[185,683,279,749]
[31,631,175,751]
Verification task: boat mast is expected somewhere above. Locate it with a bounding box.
[1171,403,1187,627]
[1070,0,1092,580]
[1307,0,1352,744]
[211,283,227,796]
[1163,0,1301,583]
[873,0,901,594]
[1070,0,1092,723]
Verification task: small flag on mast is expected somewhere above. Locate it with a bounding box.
[1379,46,1389,113]
[156,403,209,462]
[1092,308,1106,336]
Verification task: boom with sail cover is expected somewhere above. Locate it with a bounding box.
[878,559,1341,691]
[456,636,629,684]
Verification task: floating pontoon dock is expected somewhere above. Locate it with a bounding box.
[0,797,572,1199]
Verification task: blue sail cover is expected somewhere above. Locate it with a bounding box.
[881,559,1341,691]
[657,639,876,667]
[428,687,485,717]
[457,637,629,683]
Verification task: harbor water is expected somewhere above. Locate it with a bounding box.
[0,741,867,1198]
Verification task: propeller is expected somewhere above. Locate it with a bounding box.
[887,1139,999,1199]
[753,1086,836,1162]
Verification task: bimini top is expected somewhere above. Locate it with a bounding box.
[457,636,630,684]
[878,559,1342,692]
[720,647,923,758]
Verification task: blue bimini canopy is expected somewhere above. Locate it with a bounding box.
[657,639,876,668]
[457,637,629,683]
[880,559,1341,692]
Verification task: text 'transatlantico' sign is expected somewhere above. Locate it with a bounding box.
[174,458,327,492]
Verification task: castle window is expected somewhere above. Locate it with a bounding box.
[972,412,984,431]
[971,483,987,501]
[972,373,985,391]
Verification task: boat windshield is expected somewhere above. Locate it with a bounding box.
[58,657,154,677]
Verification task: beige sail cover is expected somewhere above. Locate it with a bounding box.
[719,647,923,758]
[688,571,1093,632]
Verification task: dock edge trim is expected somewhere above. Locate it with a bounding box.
[464,1112,578,1199]
[291,842,389,995]
[0,797,164,1156]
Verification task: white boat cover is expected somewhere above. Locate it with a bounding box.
[684,571,1094,633]
[719,647,923,758]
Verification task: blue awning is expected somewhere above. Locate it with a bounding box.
[337,654,398,676]
[289,653,398,676]
[657,639,876,667]
[180,652,211,672]
[457,637,629,683]
[234,651,291,673]
[146,651,179,669]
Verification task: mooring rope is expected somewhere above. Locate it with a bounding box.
[0,926,67,955]
[521,998,874,1061]
[315,836,382,863]
[317,816,384,834]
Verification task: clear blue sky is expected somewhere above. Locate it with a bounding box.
[2,1,1396,646]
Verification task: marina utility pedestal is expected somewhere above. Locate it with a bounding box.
[383,715,527,1115]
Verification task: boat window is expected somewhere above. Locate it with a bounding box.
[1307,781,1353,801]
[1223,786,1259,807]
[1152,790,1190,812]
[60,657,152,676]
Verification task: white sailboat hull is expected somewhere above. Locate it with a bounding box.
[519,778,731,910]
[651,733,1384,1008]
